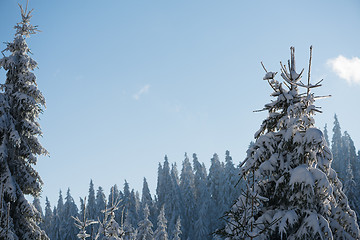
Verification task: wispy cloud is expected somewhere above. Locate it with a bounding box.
[133,84,150,100]
[327,55,360,85]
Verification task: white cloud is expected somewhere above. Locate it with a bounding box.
[327,55,360,85]
[133,84,150,100]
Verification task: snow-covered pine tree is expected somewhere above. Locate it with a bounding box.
[221,47,360,239]
[108,184,122,226]
[193,153,211,240]
[344,161,360,225]
[331,114,345,181]
[33,196,44,225]
[224,151,240,209]
[0,4,48,240]
[62,189,79,240]
[157,156,172,225]
[323,124,330,147]
[342,131,360,223]
[166,163,183,235]
[96,186,107,223]
[179,153,195,239]
[141,177,156,228]
[141,178,152,215]
[123,210,137,240]
[208,153,226,233]
[123,181,131,215]
[52,206,61,240]
[127,189,140,228]
[96,194,124,240]
[171,217,181,240]
[154,206,168,240]
[87,180,97,222]
[73,197,98,240]
[136,204,153,240]
[43,197,53,238]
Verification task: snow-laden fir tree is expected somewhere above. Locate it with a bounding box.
[193,153,211,240]
[43,197,53,238]
[52,206,61,240]
[221,47,360,239]
[33,196,44,228]
[323,124,330,147]
[166,163,182,235]
[62,189,79,240]
[141,178,152,219]
[141,177,156,228]
[172,217,181,240]
[342,131,360,223]
[208,153,226,233]
[180,153,195,239]
[127,189,140,228]
[154,206,168,240]
[87,180,97,222]
[96,194,124,240]
[0,4,48,240]
[96,186,107,224]
[73,197,98,240]
[224,151,240,209]
[123,210,137,240]
[331,114,346,181]
[136,204,153,240]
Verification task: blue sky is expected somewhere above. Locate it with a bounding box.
[1,0,360,207]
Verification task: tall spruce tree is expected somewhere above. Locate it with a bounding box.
[62,189,79,240]
[0,4,48,240]
[180,153,195,239]
[208,153,226,233]
[154,206,168,240]
[123,209,137,240]
[51,206,61,240]
[43,197,53,239]
[331,114,345,181]
[96,195,123,240]
[167,163,183,236]
[224,151,239,208]
[323,124,330,147]
[87,180,97,221]
[221,47,360,239]
[136,204,153,240]
[193,153,211,240]
[96,186,107,223]
[342,132,360,223]
[172,217,181,240]
[33,196,45,235]
[86,180,97,239]
[141,177,156,227]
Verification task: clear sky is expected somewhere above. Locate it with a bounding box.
[1,0,359,207]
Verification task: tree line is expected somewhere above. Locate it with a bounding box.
[34,114,360,239]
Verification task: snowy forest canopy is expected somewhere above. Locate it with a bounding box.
[1,3,360,240]
[35,115,360,239]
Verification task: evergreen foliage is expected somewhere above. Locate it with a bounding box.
[221,47,360,239]
[154,206,168,240]
[0,4,48,240]
[179,153,195,239]
[172,217,181,240]
[136,204,153,240]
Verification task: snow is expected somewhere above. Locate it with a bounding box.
[304,128,324,145]
[263,72,277,80]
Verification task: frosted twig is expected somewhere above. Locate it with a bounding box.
[307,45,313,96]
[260,61,268,73]
[25,0,29,15]
[280,62,291,80]
[314,95,332,100]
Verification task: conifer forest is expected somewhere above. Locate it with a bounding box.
[1,2,360,240]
